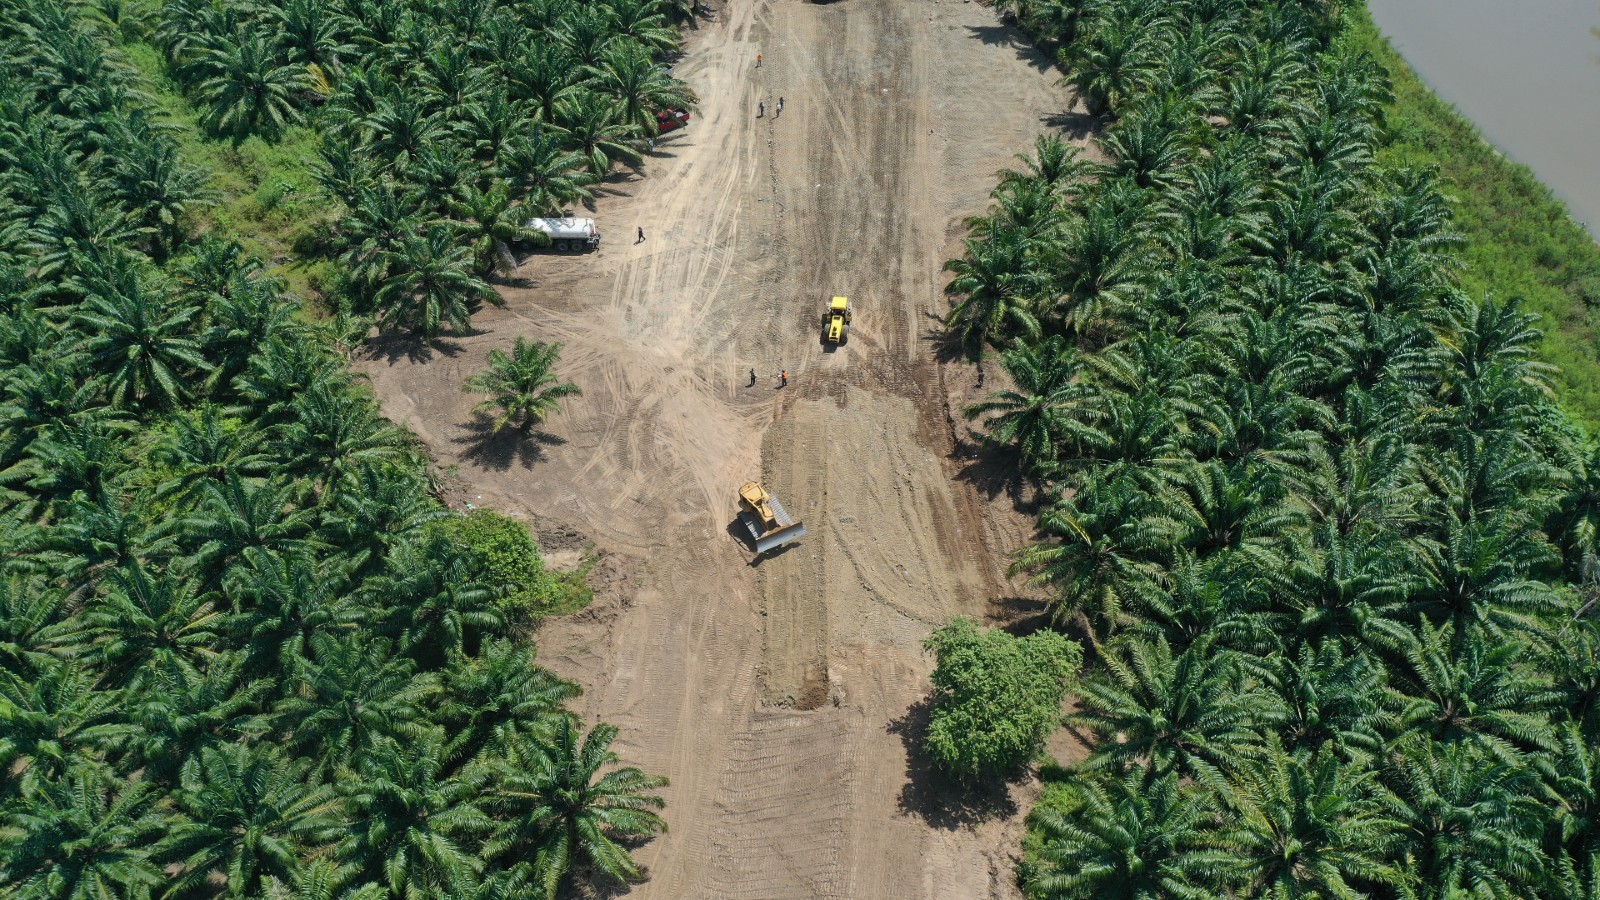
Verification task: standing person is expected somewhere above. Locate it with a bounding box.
[757,100,765,118]
[756,53,763,68]
[637,226,645,243]
[776,97,784,118]
[749,368,757,386]
[780,369,788,387]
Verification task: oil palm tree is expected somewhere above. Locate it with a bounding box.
[193,27,310,141]
[222,548,368,679]
[498,127,596,216]
[445,180,538,276]
[1010,472,1182,632]
[0,574,69,677]
[170,744,340,897]
[1061,13,1162,117]
[1024,770,1221,899]
[338,181,426,287]
[98,117,207,260]
[360,92,448,165]
[463,338,581,435]
[1070,634,1279,781]
[605,0,681,52]
[506,44,580,121]
[130,653,267,779]
[1,763,175,899]
[999,133,1090,195]
[555,91,646,176]
[181,473,318,584]
[149,405,271,504]
[69,258,210,407]
[1212,739,1404,898]
[338,732,489,899]
[482,720,667,898]
[273,381,413,486]
[1388,621,1559,764]
[275,0,355,76]
[25,182,138,281]
[943,228,1049,359]
[49,491,179,593]
[79,562,228,692]
[276,633,434,772]
[964,335,1097,478]
[584,44,695,134]
[557,6,621,68]
[435,639,579,758]
[366,534,501,662]
[375,225,501,338]
[0,662,136,795]
[1543,723,1600,897]
[1381,738,1550,899]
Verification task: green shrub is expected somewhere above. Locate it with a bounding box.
[434,510,593,621]
[923,618,1081,781]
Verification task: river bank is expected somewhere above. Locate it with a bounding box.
[1352,3,1600,427]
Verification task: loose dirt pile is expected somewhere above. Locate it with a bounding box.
[358,0,1089,895]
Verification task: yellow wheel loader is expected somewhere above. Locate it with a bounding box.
[737,482,807,553]
[822,296,851,345]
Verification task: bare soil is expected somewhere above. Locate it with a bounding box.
[358,1,1091,895]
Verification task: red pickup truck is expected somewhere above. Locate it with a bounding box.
[656,108,691,133]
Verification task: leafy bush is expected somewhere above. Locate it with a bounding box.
[923,618,1081,781]
[436,510,593,621]
[438,510,547,592]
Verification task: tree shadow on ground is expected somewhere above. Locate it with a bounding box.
[964,22,1057,74]
[952,436,1030,506]
[363,330,471,366]
[452,414,567,471]
[888,696,1020,831]
[923,311,970,367]
[989,595,1056,638]
[1041,109,1101,142]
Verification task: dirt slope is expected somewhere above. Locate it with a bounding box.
[358,1,1084,895]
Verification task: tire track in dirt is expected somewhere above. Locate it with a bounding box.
[358,0,1087,895]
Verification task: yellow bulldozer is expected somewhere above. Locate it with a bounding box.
[737,482,807,553]
[822,296,851,345]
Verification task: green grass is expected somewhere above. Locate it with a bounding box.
[119,40,338,305]
[1351,4,1600,430]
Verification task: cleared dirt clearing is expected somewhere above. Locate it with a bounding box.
[358,0,1084,895]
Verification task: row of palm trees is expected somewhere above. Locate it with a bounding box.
[0,3,667,898]
[147,0,696,339]
[945,0,1600,897]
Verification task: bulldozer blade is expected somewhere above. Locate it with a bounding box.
[753,521,807,554]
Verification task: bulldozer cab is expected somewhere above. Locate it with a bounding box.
[738,482,774,526]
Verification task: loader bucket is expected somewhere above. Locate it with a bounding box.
[753,521,807,554]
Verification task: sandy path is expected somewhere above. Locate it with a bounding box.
[358,1,1082,895]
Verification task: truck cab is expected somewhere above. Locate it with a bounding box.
[823,296,851,344]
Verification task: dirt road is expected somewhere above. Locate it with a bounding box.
[359,1,1083,895]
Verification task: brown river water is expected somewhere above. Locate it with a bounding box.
[1366,0,1600,238]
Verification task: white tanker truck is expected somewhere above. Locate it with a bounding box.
[524,216,601,252]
